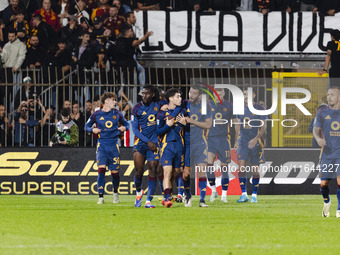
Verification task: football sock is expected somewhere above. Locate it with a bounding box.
[158,174,164,194]
[134,174,142,193]
[111,172,120,193]
[164,188,171,201]
[199,177,207,203]
[221,170,229,192]
[320,185,330,203]
[337,185,340,210]
[207,164,216,188]
[183,177,191,199]
[252,177,260,196]
[176,172,184,196]
[239,176,247,194]
[97,168,106,197]
[146,176,157,202]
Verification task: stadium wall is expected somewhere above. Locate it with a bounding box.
[0,148,327,195]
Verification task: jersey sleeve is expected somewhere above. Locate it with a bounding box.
[118,111,130,131]
[84,112,96,132]
[156,111,170,136]
[314,109,323,128]
[131,104,150,143]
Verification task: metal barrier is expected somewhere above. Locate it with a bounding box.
[0,66,271,147]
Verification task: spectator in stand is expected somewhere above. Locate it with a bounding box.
[255,0,270,15]
[92,16,105,38]
[79,17,92,32]
[286,0,301,12]
[26,94,45,146]
[207,0,237,12]
[2,0,26,27]
[30,14,56,54]
[118,89,133,119]
[114,24,152,84]
[91,0,110,22]
[113,0,126,17]
[136,0,160,10]
[318,29,340,88]
[71,101,85,146]
[33,0,61,32]
[41,105,56,146]
[13,9,29,43]
[313,0,339,16]
[85,99,93,117]
[14,101,29,146]
[237,0,253,11]
[300,0,315,11]
[50,107,79,147]
[269,0,287,12]
[104,5,125,39]
[57,0,71,27]
[72,31,96,86]
[54,38,72,73]
[0,20,5,47]
[93,45,110,85]
[0,104,9,147]
[61,15,82,50]
[0,29,27,75]
[72,31,96,70]
[70,0,90,24]
[185,0,204,11]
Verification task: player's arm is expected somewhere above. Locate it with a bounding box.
[84,112,100,134]
[131,107,151,143]
[313,110,326,147]
[156,111,174,136]
[190,118,212,129]
[233,117,240,148]
[118,112,130,132]
[248,122,266,149]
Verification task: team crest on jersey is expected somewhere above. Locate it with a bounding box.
[252,113,255,116]
[154,107,158,112]
[325,115,331,119]
[165,160,168,164]
[113,115,117,119]
[99,117,104,120]
[223,108,227,112]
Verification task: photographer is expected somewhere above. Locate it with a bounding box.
[50,108,78,147]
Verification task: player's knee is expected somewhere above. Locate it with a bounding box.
[98,167,106,174]
[320,183,329,189]
[134,171,143,179]
[111,171,119,177]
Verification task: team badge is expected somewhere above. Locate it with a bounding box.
[223,108,227,112]
[113,115,117,119]
[154,107,158,112]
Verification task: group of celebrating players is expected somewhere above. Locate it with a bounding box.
[85,83,269,208]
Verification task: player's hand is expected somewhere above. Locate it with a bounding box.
[177,114,186,125]
[92,128,101,134]
[147,141,157,152]
[166,117,175,127]
[185,116,191,124]
[248,138,258,149]
[317,138,326,148]
[160,104,169,111]
[118,126,126,132]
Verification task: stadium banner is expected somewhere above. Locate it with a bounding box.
[0,148,326,195]
[135,11,340,53]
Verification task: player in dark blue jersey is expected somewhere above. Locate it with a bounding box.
[313,87,340,218]
[132,85,182,208]
[187,86,212,207]
[207,88,238,203]
[235,88,267,203]
[85,92,129,204]
[156,88,188,208]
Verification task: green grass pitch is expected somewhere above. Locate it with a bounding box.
[0,195,339,255]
